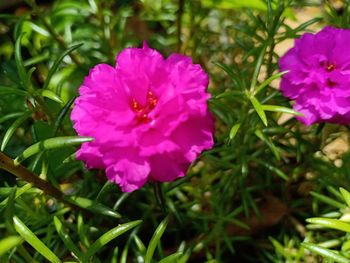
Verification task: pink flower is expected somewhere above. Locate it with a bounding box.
[279,26,350,125]
[71,43,214,192]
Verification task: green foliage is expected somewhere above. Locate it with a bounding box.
[145,217,168,263]
[301,188,350,262]
[13,216,61,263]
[0,0,350,262]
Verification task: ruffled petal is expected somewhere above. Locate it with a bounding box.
[106,157,150,192]
[76,142,105,169]
[170,114,214,162]
[149,154,187,182]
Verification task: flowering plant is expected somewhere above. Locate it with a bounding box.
[279,26,350,125]
[71,43,214,192]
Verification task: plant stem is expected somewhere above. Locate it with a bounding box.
[153,182,167,214]
[0,151,82,212]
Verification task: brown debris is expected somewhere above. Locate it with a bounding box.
[227,195,288,236]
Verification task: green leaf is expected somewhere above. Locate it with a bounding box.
[26,21,50,37]
[0,14,19,19]
[253,158,288,180]
[266,0,273,29]
[201,0,267,11]
[214,90,243,99]
[250,45,266,91]
[65,196,121,219]
[262,105,303,116]
[111,246,119,263]
[53,216,82,260]
[0,86,28,96]
[13,216,61,263]
[213,62,241,87]
[302,243,350,263]
[0,184,32,212]
[269,237,288,258]
[0,236,22,257]
[77,213,90,248]
[96,181,116,202]
[255,70,289,95]
[0,112,26,125]
[1,111,32,151]
[340,188,350,208]
[43,43,83,90]
[282,7,296,20]
[317,239,341,249]
[83,220,142,261]
[62,151,77,163]
[229,123,241,141]
[53,97,76,136]
[159,252,183,263]
[24,50,50,67]
[15,33,30,90]
[249,96,267,126]
[113,193,131,210]
[145,217,168,263]
[254,129,280,161]
[14,136,93,164]
[292,17,323,34]
[342,240,350,252]
[36,89,64,104]
[133,235,146,254]
[306,218,350,233]
[311,191,345,209]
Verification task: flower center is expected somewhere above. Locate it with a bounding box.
[130,91,158,123]
[321,61,335,72]
[320,61,336,72]
[326,62,336,72]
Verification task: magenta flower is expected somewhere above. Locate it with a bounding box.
[279,26,350,125]
[71,43,214,192]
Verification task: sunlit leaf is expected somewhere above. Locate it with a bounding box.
[340,188,350,208]
[36,89,64,104]
[13,216,61,263]
[262,105,302,116]
[65,196,121,219]
[201,0,267,11]
[249,96,267,126]
[229,123,241,141]
[255,70,289,95]
[159,252,183,263]
[145,217,168,263]
[306,218,350,233]
[83,220,142,261]
[0,236,22,257]
[311,192,345,209]
[14,136,93,164]
[302,243,350,263]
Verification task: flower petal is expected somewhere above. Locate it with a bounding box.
[106,157,150,192]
